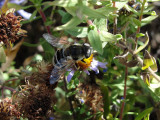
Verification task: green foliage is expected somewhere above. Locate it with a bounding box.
[1,0,160,120]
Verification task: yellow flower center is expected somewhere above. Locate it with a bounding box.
[76,54,93,70]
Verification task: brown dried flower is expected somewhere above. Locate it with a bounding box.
[77,82,104,114]
[0,9,24,46]
[0,98,20,120]
[14,84,56,120]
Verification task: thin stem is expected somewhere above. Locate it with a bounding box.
[119,66,128,120]
[5,78,19,83]
[135,0,146,50]
[1,87,4,98]
[113,1,117,35]
[116,42,160,82]
[63,78,76,120]
[3,86,16,92]
[39,8,51,34]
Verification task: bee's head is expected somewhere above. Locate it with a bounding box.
[83,43,92,58]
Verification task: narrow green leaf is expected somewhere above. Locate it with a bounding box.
[29,10,37,21]
[133,18,141,27]
[88,30,103,54]
[82,5,106,19]
[0,47,6,63]
[142,50,157,71]
[54,17,81,31]
[115,2,128,10]
[136,33,145,38]
[66,27,88,38]
[141,15,158,26]
[100,31,117,42]
[52,0,78,7]
[7,3,23,11]
[96,6,117,17]
[135,107,153,120]
[150,56,158,72]
[134,33,149,54]
[100,85,110,118]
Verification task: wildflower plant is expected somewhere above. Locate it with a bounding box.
[0,0,160,120]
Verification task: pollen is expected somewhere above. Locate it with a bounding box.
[76,54,93,70]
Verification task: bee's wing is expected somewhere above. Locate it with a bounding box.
[43,33,62,48]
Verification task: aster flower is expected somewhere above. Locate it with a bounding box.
[67,54,107,82]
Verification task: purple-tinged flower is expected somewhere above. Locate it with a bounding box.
[67,54,107,82]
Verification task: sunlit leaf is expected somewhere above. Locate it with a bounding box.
[54,17,81,31]
[150,56,158,72]
[141,15,158,26]
[134,33,149,54]
[0,0,8,14]
[100,31,117,42]
[142,50,157,72]
[135,107,153,120]
[7,3,23,11]
[88,29,103,54]
[52,0,78,7]
[79,5,106,19]
[1,39,24,71]
[66,27,88,38]
[0,46,6,63]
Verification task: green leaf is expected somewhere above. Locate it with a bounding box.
[66,27,88,38]
[100,85,110,118]
[100,31,117,42]
[96,6,117,17]
[142,50,157,72]
[93,18,108,32]
[0,47,6,63]
[58,10,72,24]
[134,33,149,54]
[54,17,81,31]
[135,107,153,120]
[115,2,128,10]
[132,18,141,27]
[88,30,103,54]
[141,15,158,26]
[81,5,106,19]
[52,0,78,7]
[29,10,37,21]
[7,3,23,11]
[136,33,145,38]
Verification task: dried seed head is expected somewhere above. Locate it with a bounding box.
[77,82,104,115]
[14,84,56,119]
[0,9,24,46]
[0,98,20,120]
[25,61,56,89]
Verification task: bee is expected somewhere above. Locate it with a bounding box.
[43,33,92,84]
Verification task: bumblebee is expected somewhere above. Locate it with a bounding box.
[43,33,92,84]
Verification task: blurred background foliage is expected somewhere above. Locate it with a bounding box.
[0,0,160,120]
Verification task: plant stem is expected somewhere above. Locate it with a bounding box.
[3,86,16,92]
[63,78,76,120]
[135,0,146,50]
[119,66,128,120]
[113,1,117,35]
[39,8,51,34]
[5,78,19,83]
[116,42,160,82]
